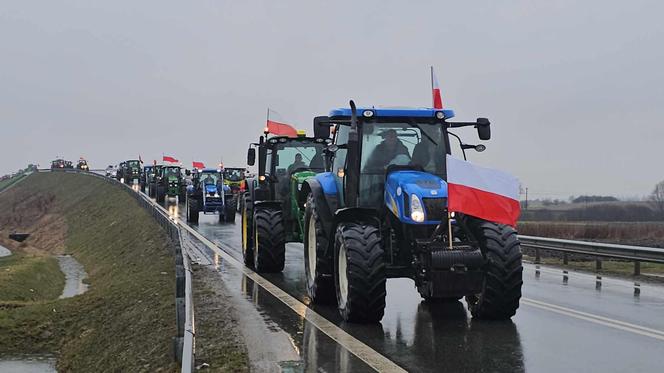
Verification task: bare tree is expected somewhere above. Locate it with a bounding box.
[650,180,664,218]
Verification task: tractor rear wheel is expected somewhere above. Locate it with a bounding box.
[156,185,166,203]
[334,223,386,323]
[303,194,335,304]
[253,207,285,272]
[465,218,522,320]
[241,193,254,267]
[224,196,236,223]
[186,197,199,224]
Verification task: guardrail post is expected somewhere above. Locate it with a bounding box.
[634,261,641,276]
[595,258,602,271]
[563,253,569,265]
[535,248,541,264]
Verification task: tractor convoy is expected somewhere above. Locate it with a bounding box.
[94,89,522,325]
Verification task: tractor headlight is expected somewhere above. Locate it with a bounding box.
[410,194,425,222]
[435,111,445,119]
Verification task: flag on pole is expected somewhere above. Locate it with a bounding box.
[139,155,143,163]
[163,155,178,163]
[446,155,520,227]
[431,66,444,109]
[266,108,298,137]
[192,161,205,169]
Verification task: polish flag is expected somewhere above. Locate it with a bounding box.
[266,109,298,137]
[192,161,205,169]
[163,155,178,163]
[446,155,520,227]
[431,66,443,109]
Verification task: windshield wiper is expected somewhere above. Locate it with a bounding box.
[407,121,437,145]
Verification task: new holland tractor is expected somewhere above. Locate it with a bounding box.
[153,165,185,203]
[185,168,236,224]
[295,101,523,323]
[147,165,163,198]
[241,131,328,272]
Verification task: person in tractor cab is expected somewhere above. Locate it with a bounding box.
[364,129,410,171]
[202,173,215,185]
[287,153,307,175]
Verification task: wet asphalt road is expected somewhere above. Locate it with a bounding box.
[162,198,664,372]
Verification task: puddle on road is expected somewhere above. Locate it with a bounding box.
[57,255,89,298]
[0,356,56,372]
[0,244,11,257]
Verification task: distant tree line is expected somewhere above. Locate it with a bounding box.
[571,195,619,203]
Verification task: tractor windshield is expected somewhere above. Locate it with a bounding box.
[266,140,326,201]
[200,172,220,185]
[359,120,447,207]
[225,169,245,181]
[128,160,140,168]
[163,167,180,177]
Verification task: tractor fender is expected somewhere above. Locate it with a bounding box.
[301,178,335,238]
[334,207,381,228]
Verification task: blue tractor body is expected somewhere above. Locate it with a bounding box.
[384,170,448,225]
[185,168,235,223]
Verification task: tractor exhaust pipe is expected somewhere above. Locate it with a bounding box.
[345,100,360,207]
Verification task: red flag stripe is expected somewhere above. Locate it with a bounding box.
[163,156,178,163]
[192,161,205,169]
[447,183,520,227]
[431,67,444,109]
[267,120,298,137]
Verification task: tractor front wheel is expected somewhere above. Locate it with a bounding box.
[224,196,236,223]
[253,207,285,273]
[465,218,523,320]
[241,193,254,267]
[303,194,335,304]
[334,223,386,323]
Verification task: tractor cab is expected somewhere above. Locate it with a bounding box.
[223,167,247,194]
[124,159,142,184]
[76,159,89,171]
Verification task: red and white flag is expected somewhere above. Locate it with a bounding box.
[446,155,520,227]
[192,161,205,169]
[163,155,178,163]
[431,66,443,109]
[266,108,298,137]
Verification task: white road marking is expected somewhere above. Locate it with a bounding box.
[522,298,664,341]
[145,193,407,373]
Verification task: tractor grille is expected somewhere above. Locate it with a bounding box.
[205,197,221,204]
[423,197,447,221]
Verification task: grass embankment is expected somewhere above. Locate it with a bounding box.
[0,173,27,193]
[519,221,664,278]
[0,253,65,303]
[0,172,177,372]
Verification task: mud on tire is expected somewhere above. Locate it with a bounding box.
[464,218,522,320]
[334,223,386,323]
[303,194,335,304]
[253,207,285,272]
[186,197,199,223]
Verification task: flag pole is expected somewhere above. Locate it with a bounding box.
[447,211,453,250]
[430,66,434,108]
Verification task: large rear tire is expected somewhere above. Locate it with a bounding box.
[156,185,166,203]
[186,197,199,224]
[465,218,522,320]
[241,193,254,267]
[303,194,335,304]
[334,223,386,323]
[224,196,236,223]
[253,207,285,273]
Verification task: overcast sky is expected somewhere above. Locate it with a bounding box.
[2,0,663,198]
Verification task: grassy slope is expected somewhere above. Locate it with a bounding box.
[0,173,27,193]
[0,253,65,303]
[0,173,177,372]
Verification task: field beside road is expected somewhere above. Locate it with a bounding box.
[518,221,664,248]
[0,172,178,372]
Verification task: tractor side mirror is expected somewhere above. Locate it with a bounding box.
[313,116,331,139]
[247,148,256,166]
[476,118,491,140]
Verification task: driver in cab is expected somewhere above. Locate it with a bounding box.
[364,129,410,171]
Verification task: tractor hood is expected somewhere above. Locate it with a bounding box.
[384,170,448,224]
[205,184,219,194]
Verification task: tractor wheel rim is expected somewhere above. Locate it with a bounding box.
[307,215,317,284]
[338,243,348,308]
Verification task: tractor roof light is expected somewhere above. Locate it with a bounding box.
[363,110,374,118]
[410,194,425,223]
[297,130,306,137]
[435,111,445,120]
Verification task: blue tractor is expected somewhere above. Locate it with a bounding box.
[295,101,523,323]
[185,168,236,224]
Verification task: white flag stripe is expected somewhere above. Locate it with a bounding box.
[446,155,520,200]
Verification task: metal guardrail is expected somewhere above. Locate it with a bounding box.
[32,169,195,372]
[519,235,664,275]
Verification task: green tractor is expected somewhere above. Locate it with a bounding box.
[147,165,164,198]
[153,165,185,203]
[122,159,142,185]
[223,167,247,212]
[241,132,327,272]
[298,102,523,323]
